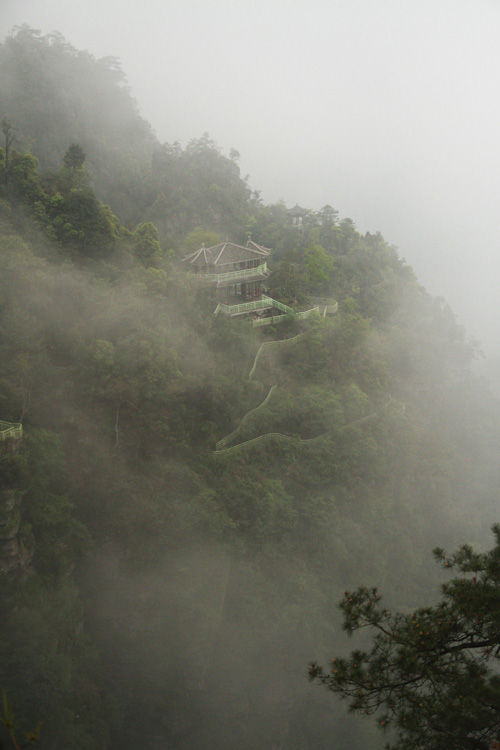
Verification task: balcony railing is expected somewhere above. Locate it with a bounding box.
[215,294,337,326]
[215,298,273,316]
[252,307,321,326]
[252,314,290,327]
[309,297,339,316]
[295,307,321,320]
[261,294,293,314]
[0,421,23,441]
[203,262,268,284]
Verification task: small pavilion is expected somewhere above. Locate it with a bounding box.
[182,239,337,325]
[287,204,310,229]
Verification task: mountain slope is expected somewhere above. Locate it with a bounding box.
[0,28,499,750]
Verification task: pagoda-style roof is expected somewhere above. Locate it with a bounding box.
[245,240,271,255]
[183,241,270,268]
[287,204,310,217]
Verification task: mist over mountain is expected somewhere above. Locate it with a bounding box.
[5,0,500,364]
[1,26,500,750]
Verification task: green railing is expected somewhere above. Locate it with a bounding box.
[252,314,289,327]
[214,431,299,455]
[262,295,293,314]
[296,308,321,320]
[216,295,294,318]
[215,294,335,324]
[214,428,335,455]
[0,421,23,441]
[322,303,338,316]
[309,297,339,316]
[215,298,274,316]
[214,401,397,456]
[248,332,309,379]
[203,262,268,284]
[252,304,320,326]
[216,383,277,450]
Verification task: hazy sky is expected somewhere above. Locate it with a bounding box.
[3,0,500,354]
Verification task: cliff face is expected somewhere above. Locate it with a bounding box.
[0,489,24,572]
[0,440,31,574]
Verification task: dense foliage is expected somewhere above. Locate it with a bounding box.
[0,25,499,750]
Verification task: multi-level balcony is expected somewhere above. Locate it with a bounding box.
[199,262,269,288]
[182,241,337,327]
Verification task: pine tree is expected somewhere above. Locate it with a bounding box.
[309,526,500,750]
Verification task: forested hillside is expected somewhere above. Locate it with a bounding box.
[1,27,499,750]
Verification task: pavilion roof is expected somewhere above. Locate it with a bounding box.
[246,240,271,255]
[183,241,270,267]
[287,204,310,217]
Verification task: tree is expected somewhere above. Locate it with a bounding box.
[1,119,15,188]
[52,188,120,255]
[181,226,220,255]
[268,259,302,303]
[309,526,500,750]
[63,143,85,170]
[60,143,88,190]
[7,152,43,204]
[304,243,334,291]
[318,204,339,228]
[133,221,162,267]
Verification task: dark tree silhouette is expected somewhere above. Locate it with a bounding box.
[309,526,500,750]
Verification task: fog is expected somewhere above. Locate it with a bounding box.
[3,0,500,355]
[3,12,500,745]
[3,216,499,747]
